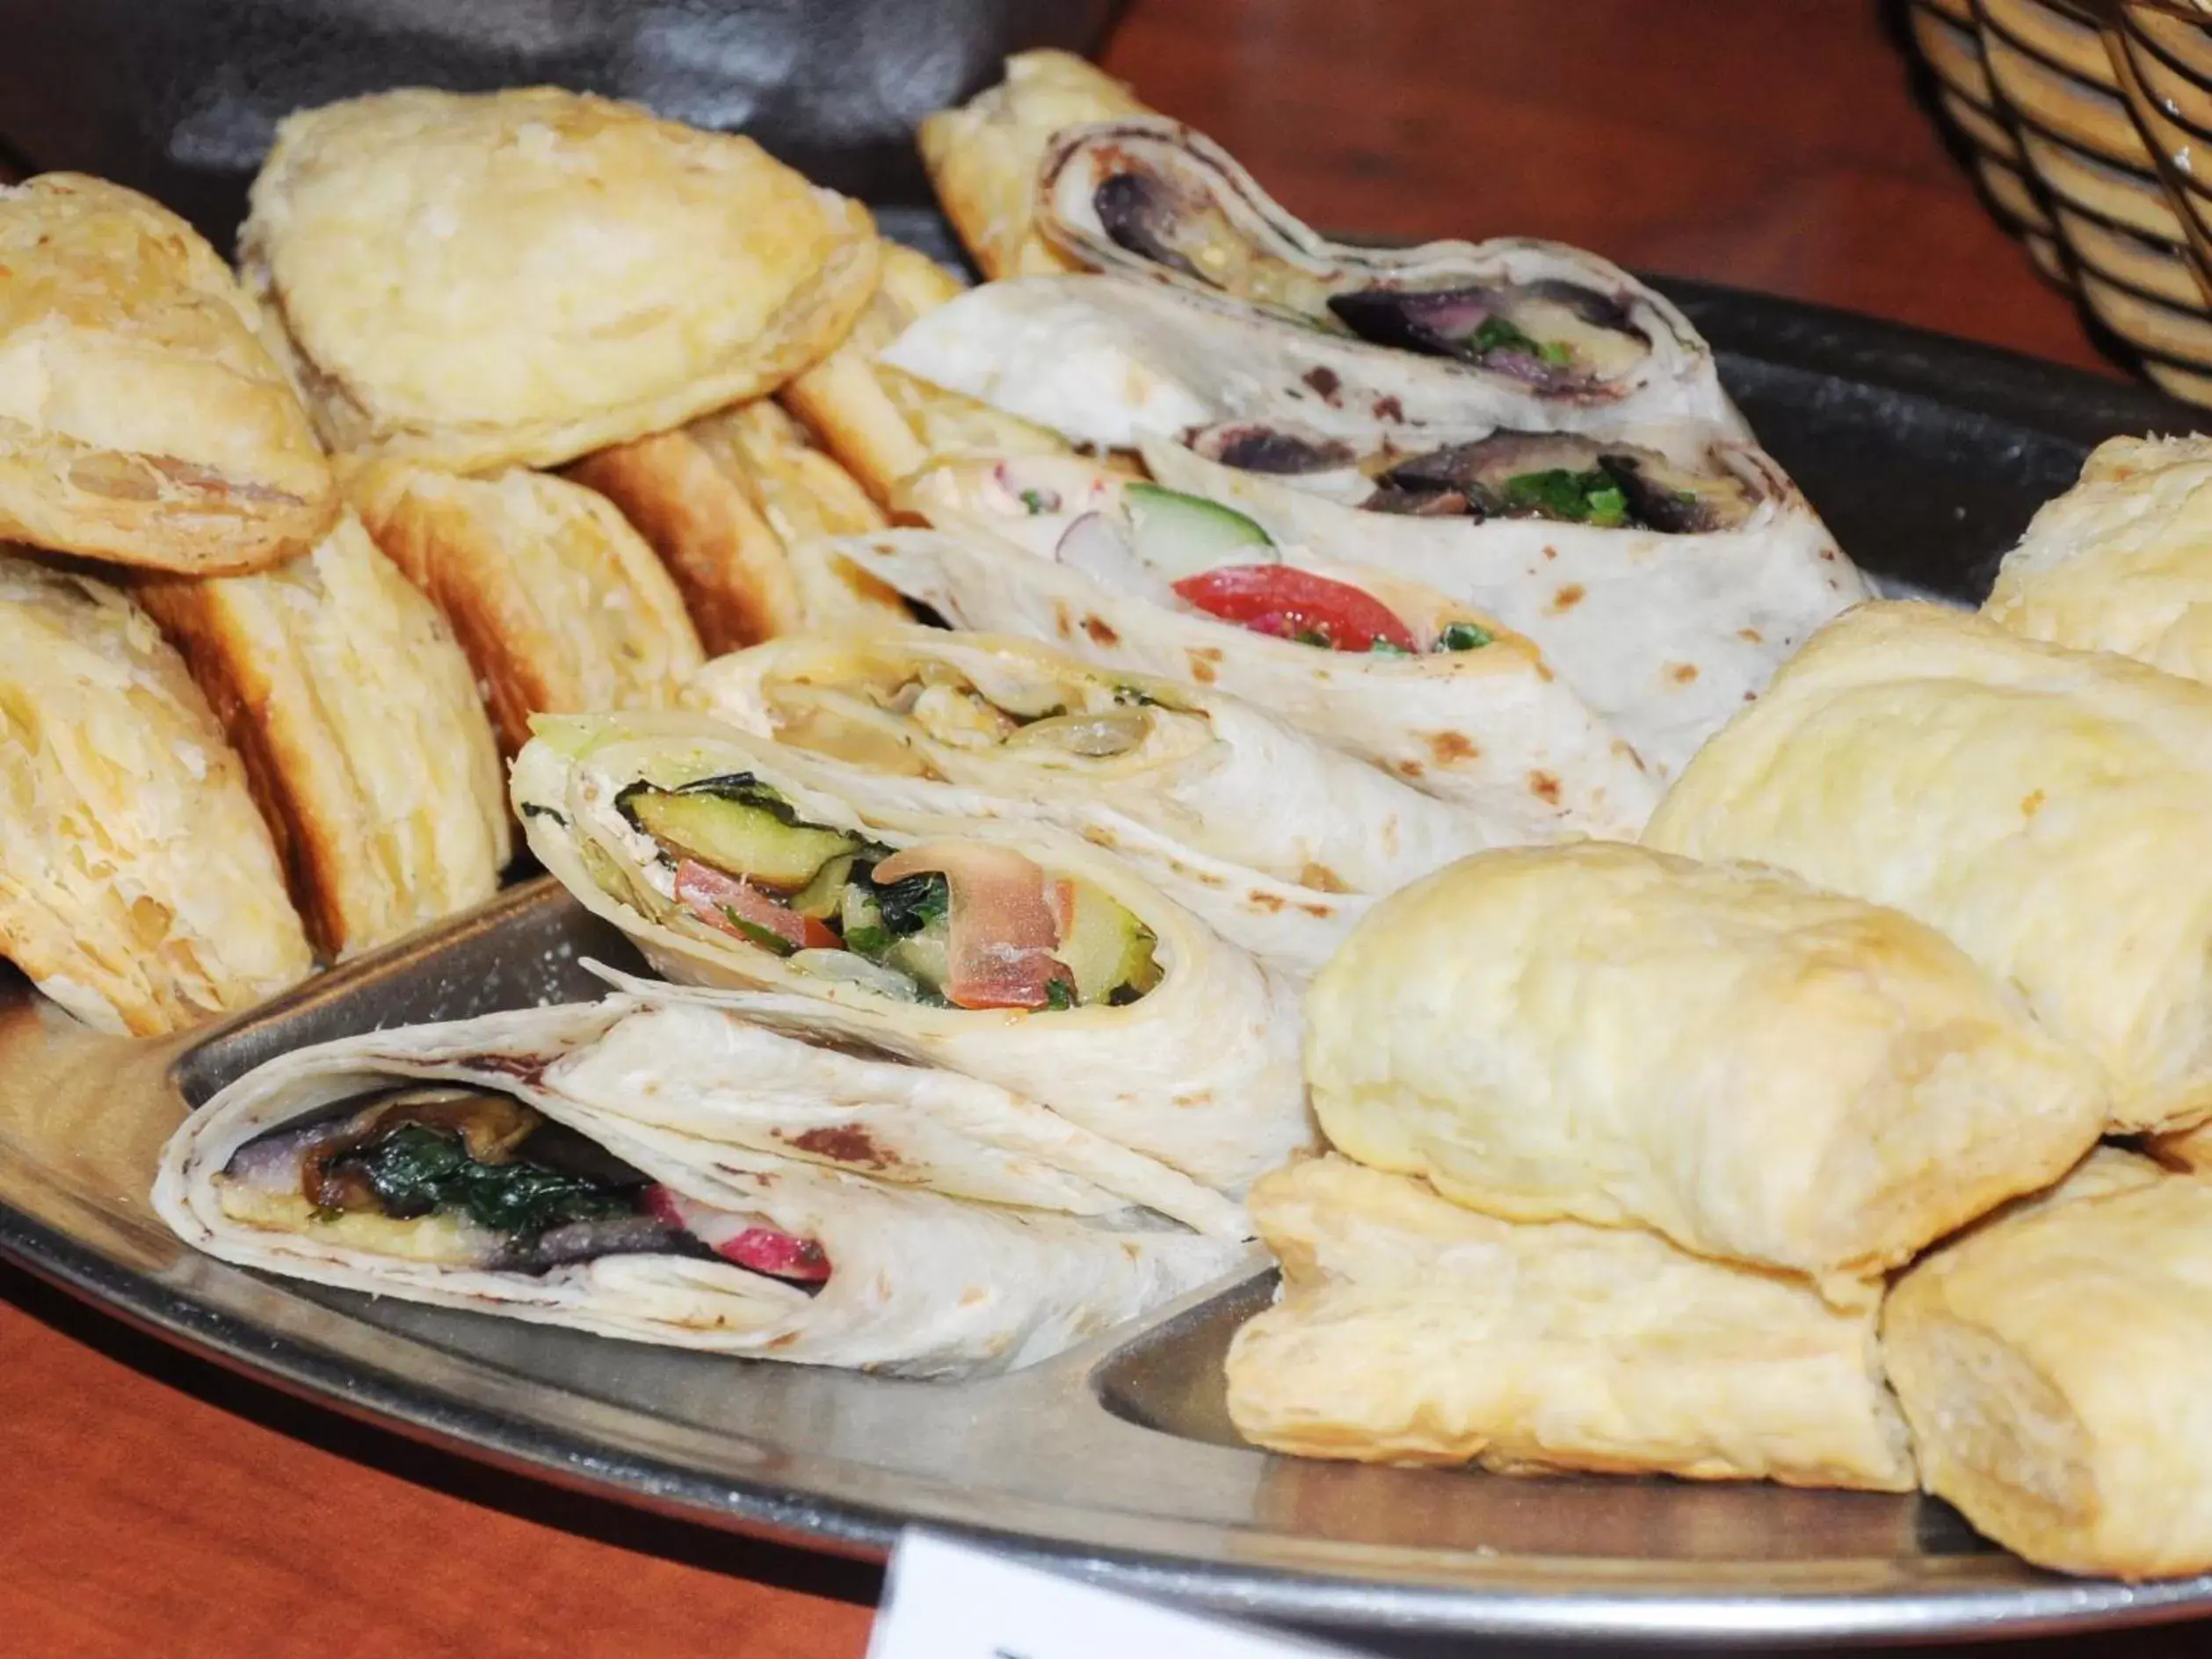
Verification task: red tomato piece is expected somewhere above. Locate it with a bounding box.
[872,841,1070,1011]
[1171,564,1419,653]
[674,859,838,952]
[643,1185,833,1283]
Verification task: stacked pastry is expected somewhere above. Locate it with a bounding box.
[1228,427,2212,1582]
[0,173,506,1029]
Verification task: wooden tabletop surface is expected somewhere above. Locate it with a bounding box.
[1,3,2196,1655]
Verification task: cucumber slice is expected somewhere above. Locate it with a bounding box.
[1122,482,1274,581]
[887,915,952,993]
[621,787,857,891]
[1053,879,1162,1005]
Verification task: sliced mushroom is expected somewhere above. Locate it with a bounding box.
[1187,423,1360,475]
[1093,170,1207,280]
[1326,279,1650,390]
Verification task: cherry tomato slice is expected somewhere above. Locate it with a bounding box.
[1171,564,1420,654]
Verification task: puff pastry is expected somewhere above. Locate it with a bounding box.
[1985,435,2212,684]
[918,51,1153,280]
[0,175,337,574]
[778,241,1070,505]
[348,462,704,756]
[239,88,880,473]
[569,400,903,653]
[135,510,511,959]
[1305,843,2106,1301]
[1882,1148,2212,1578]
[1225,1156,1915,1490]
[0,554,311,1032]
[1645,601,2212,1135]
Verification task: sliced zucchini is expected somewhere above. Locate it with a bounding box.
[787,853,858,921]
[1123,482,1274,581]
[620,786,858,891]
[1053,880,1162,1005]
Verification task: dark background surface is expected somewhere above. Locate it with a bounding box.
[4,3,2207,1655]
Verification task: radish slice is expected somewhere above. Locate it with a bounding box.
[874,841,1072,1011]
[645,1185,831,1284]
[676,860,838,953]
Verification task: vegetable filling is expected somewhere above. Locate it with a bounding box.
[1365,431,1757,532]
[606,773,1163,1011]
[215,1087,830,1285]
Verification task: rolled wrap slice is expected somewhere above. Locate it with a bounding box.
[155,998,1249,1376]
[881,272,1739,459]
[1305,843,2106,1303]
[1984,435,2212,684]
[855,458,1659,838]
[1882,1148,2212,1578]
[1226,1156,1915,1490]
[1141,431,1866,780]
[511,712,1310,1191]
[684,628,1495,979]
[1034,118,1744,434]
[1645,601,2212,1135]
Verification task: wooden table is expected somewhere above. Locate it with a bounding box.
[0,3,2193,1655]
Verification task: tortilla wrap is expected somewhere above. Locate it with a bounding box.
[1028,117,1746,437]
[511,711,1312,1190]
[684,628,1494,978]
[154,996,1251,1376]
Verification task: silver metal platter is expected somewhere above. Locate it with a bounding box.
[7,282,2212,1648]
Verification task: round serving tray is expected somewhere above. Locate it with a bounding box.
[4,272,2206,1648]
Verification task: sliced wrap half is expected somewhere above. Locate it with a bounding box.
[1026,118,1746,436]
[511,712,1311,1190]
[155,996,1249,1375]
[1139,431,1865,780]
[847,458,1660,837]
[684,628,1494,977]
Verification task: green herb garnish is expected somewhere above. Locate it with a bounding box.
[720,906,796,956]
[1503,468,1630,527]
[1019,489,1054,515]
[1469,315,1547,360]
[350,1125,634,1237]
[1367,638,1414,657]
[874,872,951,936]
[842,923,893,960]
[1436,621,1494,652]
[1292,627,1333,648]
[1044,978,1076,1011]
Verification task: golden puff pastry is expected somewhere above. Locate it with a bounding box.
[569,400,904,653]
[1305,842,2106,1303]
[239,88,881,473]
[919,51,1153,280]
[0,175,337,574]
[1225,1156,1916,1490]
[1645,601,2212,1135]
[1882,1148,2212,1579]
[348,462,704,756]
[1985,435,2212,683]
[134,510,511,960]
[0,554,312,1033]
[778,241,1070,505]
